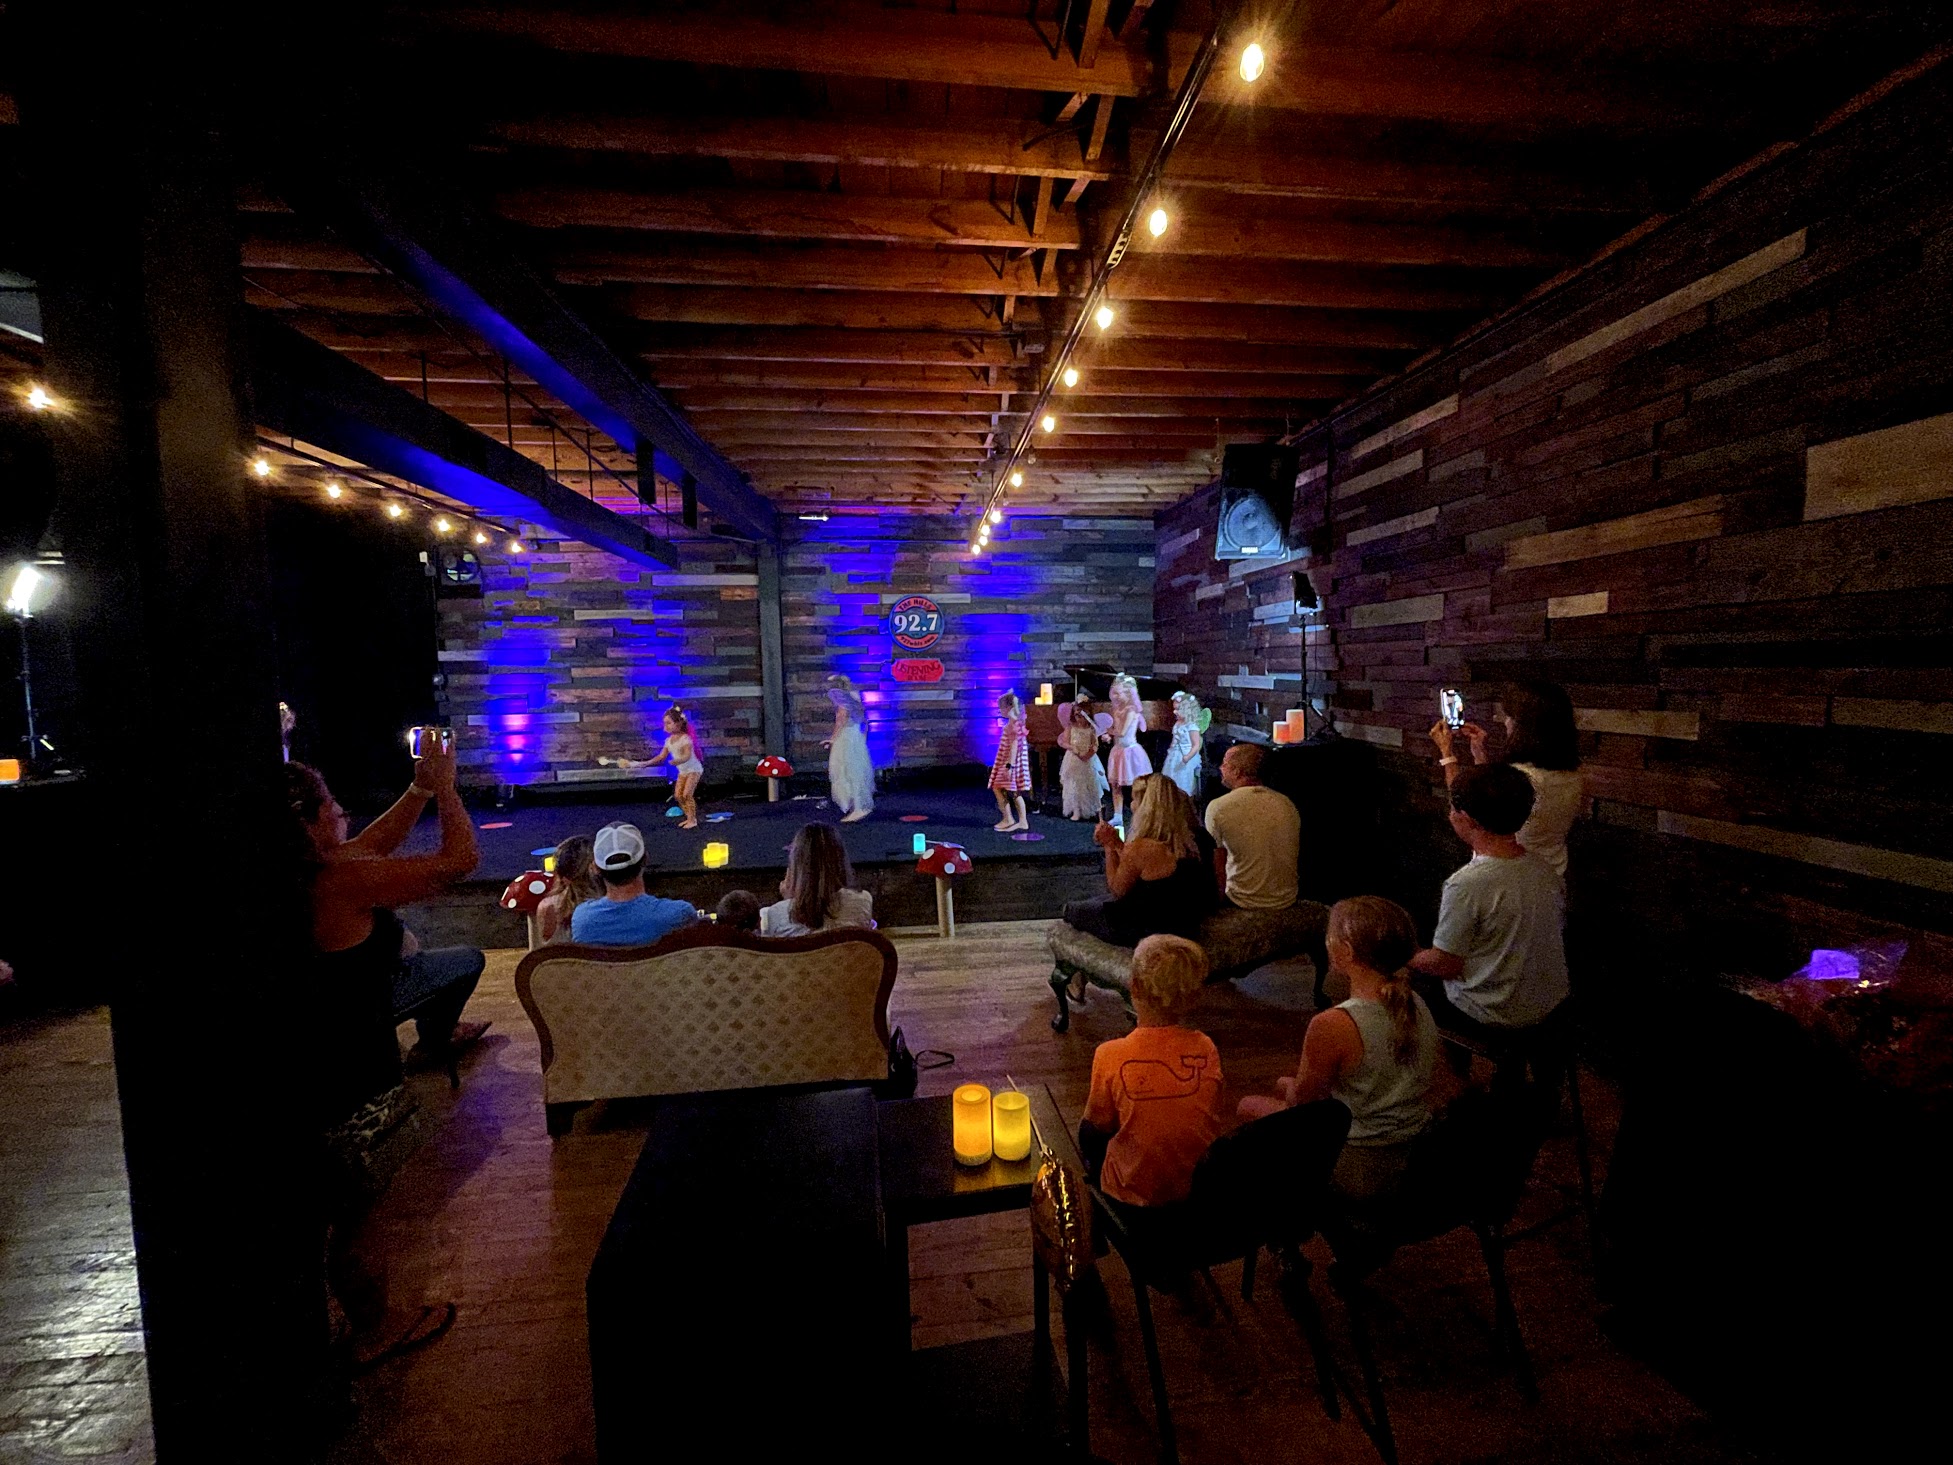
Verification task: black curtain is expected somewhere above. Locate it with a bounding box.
[266,496,439,811]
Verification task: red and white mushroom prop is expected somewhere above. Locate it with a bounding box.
[500,871,557,948]
[916,843,972,939]
[755,755,795,802]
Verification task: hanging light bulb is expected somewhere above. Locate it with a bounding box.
[1040,414,1057,433]
[1240,42,1266,82]
[435,517,453,534]
[26,385,55,411]
[988,508,1003,525]
[1148,206,1170,238]
[385,502,405,519]
[473,531,489,546]
[1009,470,1024,488]
[251,457,272,479]
[1061,367,1079,388]
[1094,305,1115,331]
[970,541,983,555]
[324,483,343,500]
[508,539,525,554]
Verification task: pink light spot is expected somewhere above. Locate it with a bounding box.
[480,821,514,829]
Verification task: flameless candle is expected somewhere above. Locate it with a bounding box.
[542,853,558,874]
[1286,709,1307,736]
[991,1089,1031,1162]
[0,758,19,783]
[702,842,731,869]
[1038,683,1054,705]
[913,832,928,855]
[952,1084,993,1166]
[1273,723,1295,744]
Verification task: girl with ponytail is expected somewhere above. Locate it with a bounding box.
[1238,895,1438,1201]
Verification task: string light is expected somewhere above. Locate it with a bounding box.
[1094,305,1115,331]
[435,517,452,533]
[508,539,525,554]
[1148,207,1170,238]
[1040,414,1057,433]
[1009,470,1024,488]
[1061,367,1079,388]
[26,385,54,412]
[970,541,983,555]
[385,502,405,519]
[324,483,343,500]
[252,457,272,478]
[988,508,1003,525]
[474,531,489,545]
[1240,42,1265,82]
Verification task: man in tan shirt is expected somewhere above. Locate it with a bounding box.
[1203,745,1301,910]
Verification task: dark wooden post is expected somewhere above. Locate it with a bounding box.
[18,12,328,1459]
[757,539,789,755]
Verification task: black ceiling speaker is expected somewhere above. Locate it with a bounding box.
[1215,443,1301,561]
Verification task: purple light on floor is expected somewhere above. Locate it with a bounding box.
[1805,949,1860,980]
[479,821,514,830]
[1009,831,1045,842]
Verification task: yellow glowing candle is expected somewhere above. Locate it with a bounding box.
[0,758,19,783]
[1038,682,1054,705]
[1286,708,1307,737]
[542,853,558,874]
[952,1084,993,1166]
[1273,722,1295,744]
[991,1089,1031,1163]
[702,841,731,869]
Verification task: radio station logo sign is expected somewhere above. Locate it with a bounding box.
[889,594,945,651]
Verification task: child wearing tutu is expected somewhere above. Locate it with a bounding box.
[1060,701,1109,820]
[1163,690,1203,799]
[599,705,705,828]
[1104,673,1152,827]
[989,692,1032,832]
[824,673,875,822]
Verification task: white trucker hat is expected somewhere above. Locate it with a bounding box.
[592,822,647,871]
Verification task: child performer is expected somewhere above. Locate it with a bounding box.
[1060,701,1108,821]
[989,692,1032,832]
[619,706,704,828]
[1163,690,1203,799]
[823,673,875,823]
[1103,673,1152,828]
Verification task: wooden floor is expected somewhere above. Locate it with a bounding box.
[3,925,1765,1464]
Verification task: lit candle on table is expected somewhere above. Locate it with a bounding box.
[953,1084,993,1166]
[991,1089,1031,1162]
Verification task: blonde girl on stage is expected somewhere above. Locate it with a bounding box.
[1163,690,1205,799]
[602,704,704,828]
[1103,673,1152,828]
[824,673,875,822]
[989,691,1032,832]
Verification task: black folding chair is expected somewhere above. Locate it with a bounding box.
[1086,1100,1351,1465]
[1325,1088,1551,1465]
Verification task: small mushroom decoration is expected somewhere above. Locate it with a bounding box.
[755,754,795,802]
[501,870,557,949]
[916,842,972,940]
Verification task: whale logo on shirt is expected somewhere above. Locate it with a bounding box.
[1119,1054,1211,1101]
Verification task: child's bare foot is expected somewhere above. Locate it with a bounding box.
[993,818,1016,832]
[679,819,700,830]
[840,809,870,823]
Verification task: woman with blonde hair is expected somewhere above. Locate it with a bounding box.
[1238,895,1438,1201]
[535,834,602,944]
[760,822,875,936]
[1060,774,1217,949]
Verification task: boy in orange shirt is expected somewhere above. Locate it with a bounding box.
[1081,934,1225,1207]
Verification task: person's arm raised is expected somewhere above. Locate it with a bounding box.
[345,743,455,857]
[321,743,479,909]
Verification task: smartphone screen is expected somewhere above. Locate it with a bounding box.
[1440,689,1465,729]
[408,726,425,759]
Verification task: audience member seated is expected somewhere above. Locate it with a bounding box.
[1239,896,1437,1203]
[1204,744,1301,909]
[1062,775,1217,946]
[759,823,874,936]
[1080,935,1226,1208]
[536,835,601,944]
[715,889,762,933]
[1410,765,1569,1042]
[289,747,489,1089]
[1432,679,1584,882]
[570,823,700,947]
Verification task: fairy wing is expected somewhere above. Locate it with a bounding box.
[1196,708,1213,733]
[1056,701,1075,727]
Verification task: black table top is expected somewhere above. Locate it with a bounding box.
[877,1084,1085,1225]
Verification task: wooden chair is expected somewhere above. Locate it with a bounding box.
[1085,1101,1352,1465]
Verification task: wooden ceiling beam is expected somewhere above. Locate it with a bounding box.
[1105,259,1506,311]
[1070,338,1402,374]
[565,242,1059,296]
[611,285,1019,332]
[483,113,1119,182]
[1046,368,1368,398]
[420,6,1156,94]
[687,408,1279,436]
[646,363,1038,393]
[671,388,1302,417]
[501,185,1081,249]
[634,328,1026,367]
[1135,216,1565,269]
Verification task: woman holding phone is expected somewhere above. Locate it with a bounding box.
[1429,679,1584,880]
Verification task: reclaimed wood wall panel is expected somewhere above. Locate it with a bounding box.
[1155,60,1953,969]
[781,514,1154,772]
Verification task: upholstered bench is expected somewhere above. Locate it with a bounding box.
[1046,901,1330,1032]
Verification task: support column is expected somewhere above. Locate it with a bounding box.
[19,9,326,1458]
[757,540,788,755]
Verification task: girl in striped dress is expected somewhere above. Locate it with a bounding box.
[989,692,1031,832]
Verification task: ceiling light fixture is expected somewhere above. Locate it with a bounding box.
[1061,367,1079,389]
[26,385,54,412]
[508,540,525,554]
[324,483,343,500]
[473,531,490,546]
[1148,207,1170,238]
[1040,414,1057,433]
[1094,305,1115,331]
[435,517,453,534]
[1240,42,1266,82]
[988,508,1003,525]
[1009,470,1024,488]
[251,457,272,479]
[385,502,405,519]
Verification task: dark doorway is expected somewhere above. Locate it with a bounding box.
[266,497,438,810]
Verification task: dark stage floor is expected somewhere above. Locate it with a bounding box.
[400,785,1102,884]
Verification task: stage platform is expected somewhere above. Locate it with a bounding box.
[397,786,1107,950]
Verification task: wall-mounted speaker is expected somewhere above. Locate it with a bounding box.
[1215,443,1301,561]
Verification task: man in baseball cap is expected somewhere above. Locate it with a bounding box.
[568,822,700,947]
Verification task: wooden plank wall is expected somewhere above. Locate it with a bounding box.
[781,513,1154,772]
[1156,60,1953,974]
[436,533,764,786]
